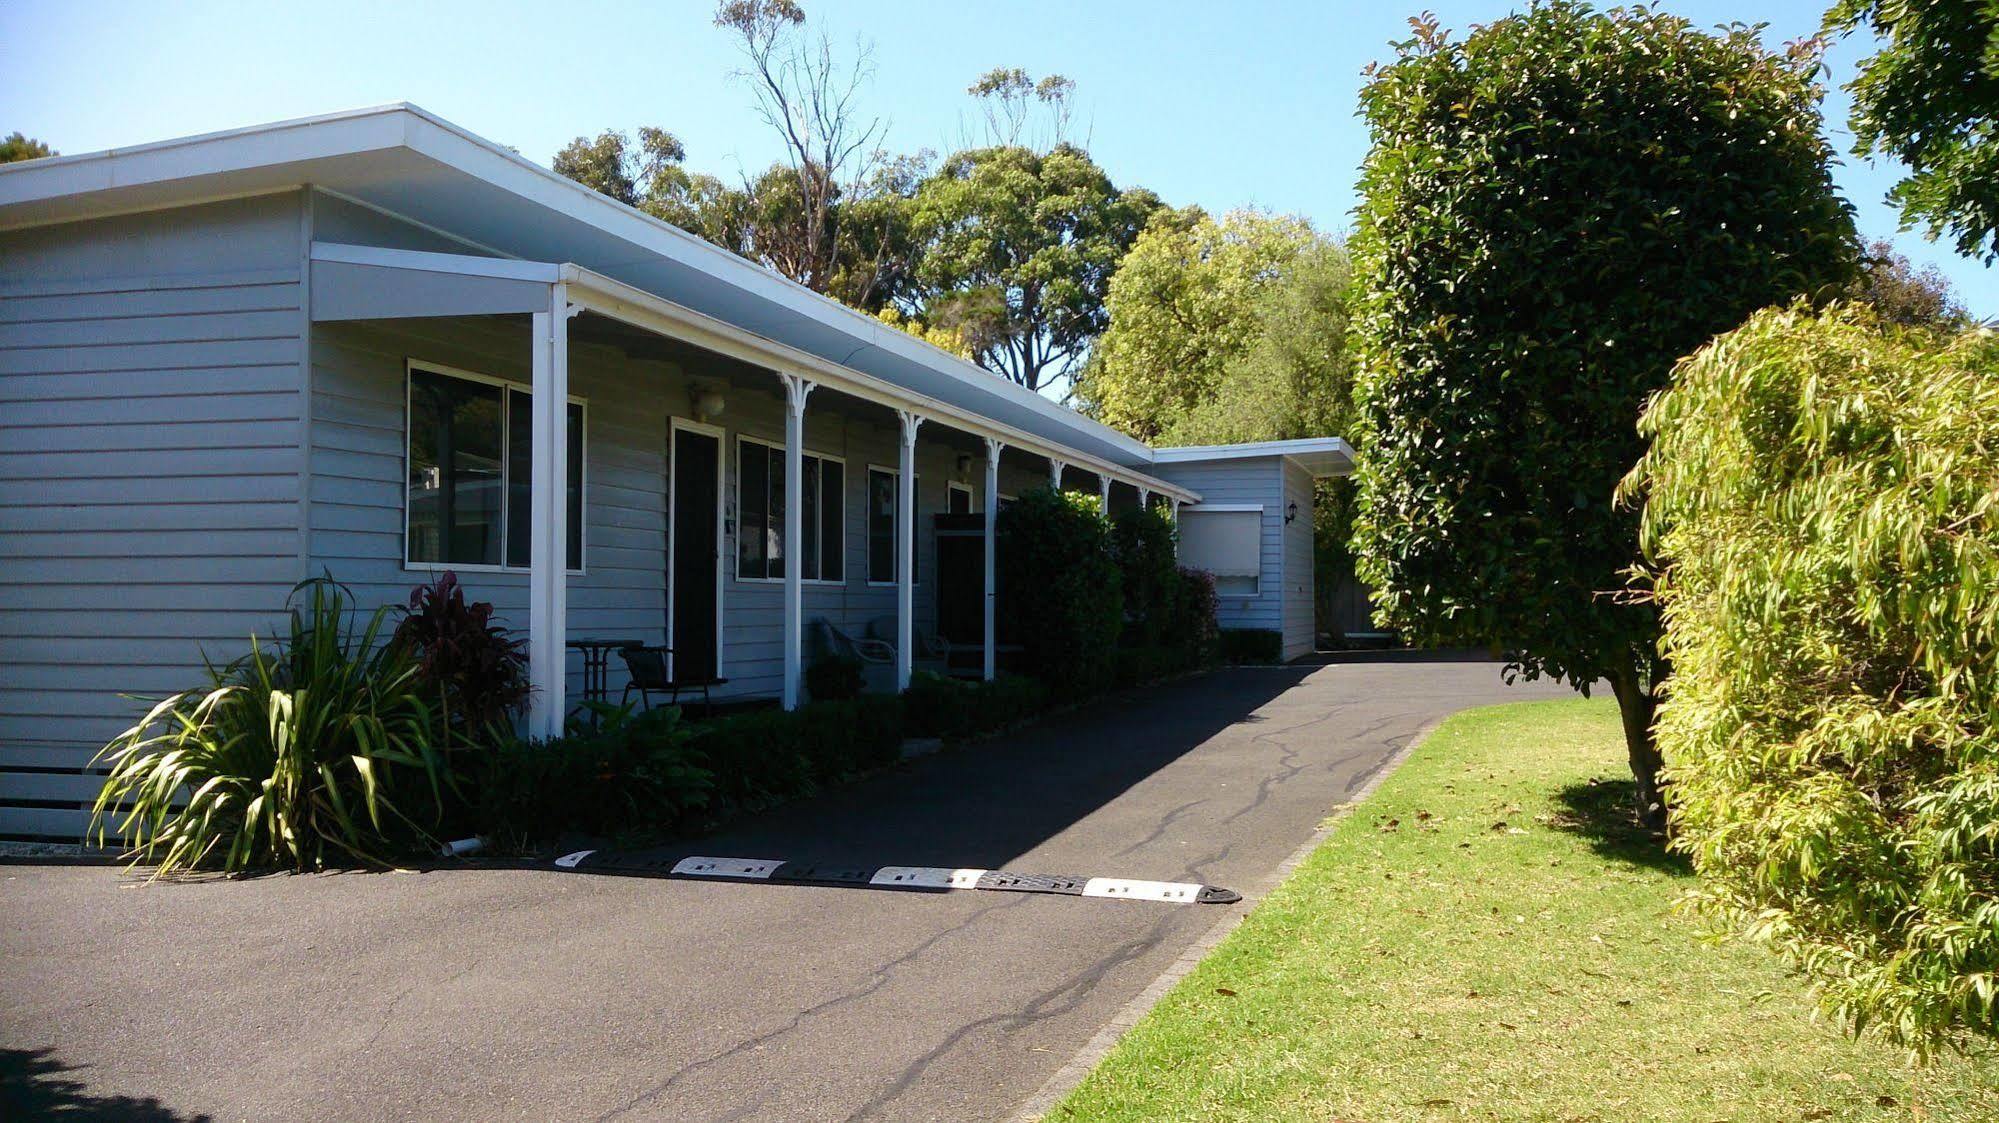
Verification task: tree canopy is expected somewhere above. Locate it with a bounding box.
[1,132,55,163]
[1829,2,1999,262]
[1850,237,1975,331]
[907,144,1163,394]
[1351,3,1858,824]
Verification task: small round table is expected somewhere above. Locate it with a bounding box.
[566,638,642,706]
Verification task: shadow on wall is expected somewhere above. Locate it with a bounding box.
[1,1048,211,1122]
[630,665,1326,872]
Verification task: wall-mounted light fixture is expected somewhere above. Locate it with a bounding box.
[1285,501,1299,525]
[955,453,973,477]
[693,386,727,423]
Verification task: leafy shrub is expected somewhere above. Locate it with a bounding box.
[1627,305,1999,1054]
[687,696,904,812]
[394,571,527,737]
[1110,507,1179,646]
[92,578,447,875]
[1219,628,1283,665]
[1350,1,1858,825]
[998,487,1123,698]
[805,654,865,701]
[1166,567,1221,667]
[1111,646,1192,690]
[473,704,714,845]
[902,671,1050,741]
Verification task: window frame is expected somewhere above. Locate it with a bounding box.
[946,481,976,515]
[733,433,846,585]
[866,464,921,587]
[402,358,586,577]
[1177,504,1263,598]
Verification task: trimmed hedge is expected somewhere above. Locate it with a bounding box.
[688,695,905,811]
[1628,305,1999,1054]
[903,671,1051,742]
[998,488,1124,699]
[470,695,903,845]
[1220,628,1283,665]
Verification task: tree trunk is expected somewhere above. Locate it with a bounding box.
[1607,661,1667,831]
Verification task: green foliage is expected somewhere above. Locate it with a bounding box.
[1219,628,1283,666]
[1079,209,1324,442]
[1109,506,1179,646]
[92,578,447,875]
[908,144,1164,392]
[997,487,1124,698]
[1,131,55,163]
[393,571,528,737]
[804,654,864,701]
[1626,304,1999,1056]
[1167,567,1222,669]
[1829,1,1999,262]
[902,671,1050,741]
[474,704,714,846]
[1849,238,1976,331]
[688,696,904,811]
[1350,2,1858,812]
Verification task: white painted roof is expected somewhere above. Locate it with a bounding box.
[1152,437,1355,477]
[0,103,1163,468]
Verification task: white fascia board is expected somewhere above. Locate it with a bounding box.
[1152,437,1355,477]
[0,104,412,215]
[561,264,1202,505]
[310,241,559,282]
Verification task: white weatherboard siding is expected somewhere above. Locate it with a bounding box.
[0,193,310,838]
[1150,458,1286,635]
[1281,458,1317,660]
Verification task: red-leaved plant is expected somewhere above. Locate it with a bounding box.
[393,572,528,739]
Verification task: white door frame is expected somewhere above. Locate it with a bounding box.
[668,416,726,682]
[947,480,976,514]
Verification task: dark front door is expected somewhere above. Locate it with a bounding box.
[671,426,720,682]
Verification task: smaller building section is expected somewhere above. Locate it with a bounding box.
[1152,439,1352,662]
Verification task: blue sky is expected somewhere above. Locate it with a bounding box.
[3,0,1990,316]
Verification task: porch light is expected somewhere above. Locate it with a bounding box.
[694,387,727,422]
[1285,501,1299,524]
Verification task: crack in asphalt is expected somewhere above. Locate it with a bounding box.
[1220,706,1380,826]
[1110,796,1208,859]
[593,893,1035,1122]
[846,909,1181,1122]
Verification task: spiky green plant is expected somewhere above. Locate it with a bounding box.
[92,577,447,876]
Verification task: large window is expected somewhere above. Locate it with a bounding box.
[406,363,582,571]
[867,467,919,585]
[737,437,844,582]
[1177,507,1262,596]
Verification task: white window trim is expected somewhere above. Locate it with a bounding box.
[734,433,846,586]
[1179,504,1264,599]
[865,463,921,587]
[947,480,976,514]
[402,358,586,577]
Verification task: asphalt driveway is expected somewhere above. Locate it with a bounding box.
[2,657,1568,1122]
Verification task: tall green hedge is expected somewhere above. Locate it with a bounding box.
[998,487,1124,698]
[1627,305,1998,1055]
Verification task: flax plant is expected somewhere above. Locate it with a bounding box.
[92,577,447,876]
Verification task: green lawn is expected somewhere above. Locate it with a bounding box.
[1054,699,1999,1122]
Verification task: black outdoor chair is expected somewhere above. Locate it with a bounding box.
[618,645,727,715]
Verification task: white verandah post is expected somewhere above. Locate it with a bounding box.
[1099,475,1112,515]
[1049,458,1066,491]
[780,375,814,711]
[527,285,572,739]
[896,411,924,691]
[983,437,1003,681]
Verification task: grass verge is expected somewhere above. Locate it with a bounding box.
[1052,699,1998,1122]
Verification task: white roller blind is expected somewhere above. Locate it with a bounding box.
[1178,509,1262,577]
